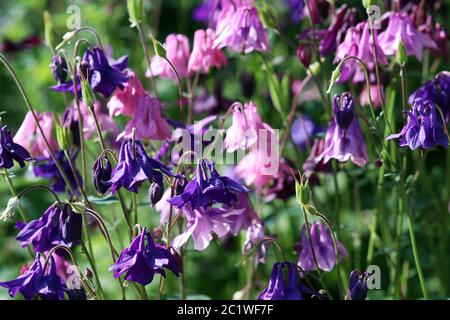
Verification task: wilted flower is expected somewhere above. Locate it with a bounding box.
[92,155,112,195]
[0,197,21,221]
[0,126,32,169]
[168,159,248,209]
[108,139,178,194]
[378,12,436,61]
[110,228,181,285]
[33,150,81,194]
[297,221,348,272]
[347,270,368,300]
[15,202,82,252]
[214,1,269,54]
[14,111,58,158]
[188,28,227,74]
[258,262,311,300]
[387,100,448,150]
[0,254,67,300]
[243,220,268,264]
[116,96,171,141]
[146,34,190,82]
[172,206,244,251]
[315,92,368,167]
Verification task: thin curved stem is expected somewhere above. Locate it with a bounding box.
[55,26,103,51]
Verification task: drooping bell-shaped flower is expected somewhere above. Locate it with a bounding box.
[297,221,348,272]
[0,254,67,300]
[50,55,68,84]
[408,72,450,123]
[14,111,58,158]
[15,202,82,252]
[33,150,82,194]
[172,206,244,251]
[258,262,312,300]
[51,47,128,98]
[92,154,112,195]
[107,69,147,117]
[347,270,369,300]
[110,228,181,286]
[243,220,268,264]
[214,1,269,54]
[378,12,436,61]
[315,92,368,167]
[0,126,32,169]
[116,95,171,142]
[107,139,178,194]
[188,28,227,74]
[387,100,448,150]
[146,34,190,82]
[168,159,248,210]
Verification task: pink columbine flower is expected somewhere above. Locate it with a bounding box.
[224,101,267,152]
[14,111,58,158]
[378,12,436,61]
[188,28,228,74]
[146,34,190,82]
[80,101,120,142]
[214,1,269,54]
[117,96,171,141]
[107,70,147,117]
[334,22,387,83]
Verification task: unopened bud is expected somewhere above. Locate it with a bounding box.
[396,41,408,66]
[148,182,164,206]
[81,80,96,108]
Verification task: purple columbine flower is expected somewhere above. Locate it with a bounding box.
[110,227,181,286]
[408,72,450,123]
[284,0,305,23]
[107,139,178,194]
[50,55,68,84]
[387,100,448,150]
[258,262,312,300]
[297,221,348,272]
[0,126,32,169]
[315,92,368,167]
[33,150,81,194]
[92,155,112,195]
[0,254,66,300]
[347,270,368,300]
[168,159,248,210]
[15,203,82,253]
[51,47,128,98]
[378,12,436,61]
[290,115,321,150]
[172,206,244,251]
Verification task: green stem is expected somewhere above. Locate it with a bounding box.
[407,214,428,299]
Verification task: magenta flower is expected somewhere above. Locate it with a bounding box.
[188,28,227,74]
[108,70,147,117]
[172,206,244,251]
[117,96,171,142]
[334,22,387,83]
[378,12,436,61]
[297,221,348,272]
[14,111,58,158]
[146,34,190,82]
[214,1,269,54]
[315,93,368,167]
[110,228,181,286]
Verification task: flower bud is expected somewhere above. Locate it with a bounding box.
[259,2,278,30]
[327,66,341,94]
[334,92,355,129]
[348,270,368,300]
[295,177,311,206]
[0,197,20,221]
[127,0,143,27]
[148,182,164,206]
[56,119,73,151]
[396,41,408,66]
[78,61,90,81]
[69,201,87,215]
[50,55,68,84]
[81,79,96,108]
[92,155,112,195]
[296,44,312,68]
